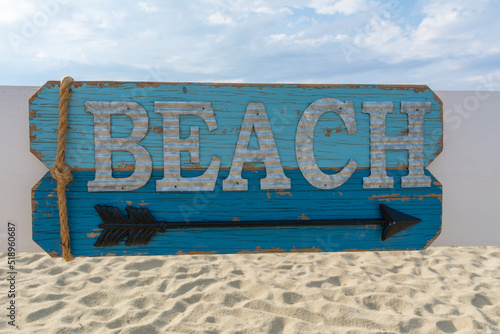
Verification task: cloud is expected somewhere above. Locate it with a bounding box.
[205,0,294,25]
[268,31,348,46]
[138,2,158,13]
[350,0,500,62]
[254,6,293,15]
[309,0,379,15]
[0,0,498,90]
[0,2,38,23]
[208,12,234,25]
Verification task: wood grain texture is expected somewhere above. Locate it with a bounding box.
[29,81,443,257]
[30,82,443,170]
[32,169,442,257]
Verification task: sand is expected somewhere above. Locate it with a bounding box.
[1,246,499,333]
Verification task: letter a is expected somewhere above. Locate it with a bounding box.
[223,103,290,191]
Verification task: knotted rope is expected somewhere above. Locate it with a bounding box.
[49,76,75,262]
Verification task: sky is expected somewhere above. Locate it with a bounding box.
[0,0,499,90]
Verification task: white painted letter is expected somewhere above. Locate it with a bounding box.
[86,101,152,192]
[362,101,431,188]
[155,101,221,191]
[223,103,290,191]
[295,98,358,189]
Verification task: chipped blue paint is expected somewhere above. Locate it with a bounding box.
[30,82,442,170]
[32,169,442,257]
[30,81,443,257]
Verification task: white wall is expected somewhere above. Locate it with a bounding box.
[1,86,46,252]
[428,91,500,246]
[0,86,498,252]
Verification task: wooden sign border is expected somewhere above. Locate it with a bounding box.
[30,81,443,257]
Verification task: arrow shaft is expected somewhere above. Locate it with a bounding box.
[99,218,386,231]
[93,204,422,247]
[160,218,386,229]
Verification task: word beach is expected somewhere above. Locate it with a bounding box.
[87,98,431,192]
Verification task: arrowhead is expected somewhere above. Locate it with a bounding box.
[379,204,421,241]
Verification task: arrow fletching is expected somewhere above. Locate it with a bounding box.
[94,205,167,247]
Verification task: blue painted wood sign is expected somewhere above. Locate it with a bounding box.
[30,81,443,257]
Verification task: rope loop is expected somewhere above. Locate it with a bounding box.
[50,164,73,186]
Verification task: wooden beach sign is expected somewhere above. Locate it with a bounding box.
[30,80,443,258]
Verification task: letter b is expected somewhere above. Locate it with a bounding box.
[86,101,152,192]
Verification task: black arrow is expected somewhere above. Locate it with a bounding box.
[93,204,421,247]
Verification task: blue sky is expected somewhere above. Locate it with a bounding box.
[1,0,499,89]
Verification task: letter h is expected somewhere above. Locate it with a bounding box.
[363,101,431,189]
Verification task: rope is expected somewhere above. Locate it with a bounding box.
[49,76,75,262]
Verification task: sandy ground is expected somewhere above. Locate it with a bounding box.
[1,246,499,333]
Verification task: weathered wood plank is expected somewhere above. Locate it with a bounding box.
[30,82,442,170]
[32,169,442,257]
